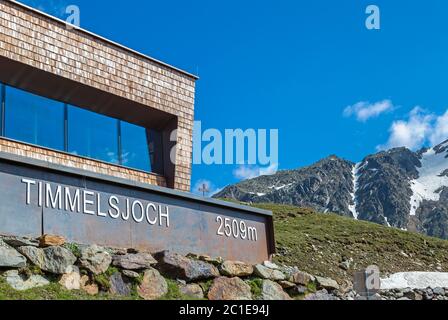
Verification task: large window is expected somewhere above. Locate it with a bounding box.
[5,86,64,150]
[0,83,156,174]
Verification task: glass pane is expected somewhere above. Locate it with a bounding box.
[121,121,152,172]
[68,105,119,164]
[5,86,64,150]
[0,84,4,136]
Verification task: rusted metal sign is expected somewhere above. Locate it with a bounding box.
[0,152,275,264]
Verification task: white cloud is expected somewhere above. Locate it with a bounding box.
[344,100,394,122]
[233,164,278,181]
[377,107,448,151]
[192,179,222,198]
[429,110,448,146]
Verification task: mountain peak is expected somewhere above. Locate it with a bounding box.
[215,141,448,240]
[434,139,448,155]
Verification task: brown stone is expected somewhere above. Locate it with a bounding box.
[59,266,81,290]
[208,277,252,300]
[80,275,99,296]
[39,234,66,247]
[180,284,204,299]
[289,271,315,286]
[219,261,254,277]
[82,283,99,296]
[137,268,168,300]
[80,275,89,287]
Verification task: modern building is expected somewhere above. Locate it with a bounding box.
[0,0,274,263]
[0,0,196,191]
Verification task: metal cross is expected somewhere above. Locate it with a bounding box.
[198,183,210,197]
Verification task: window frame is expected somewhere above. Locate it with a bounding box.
[0,82,160,176]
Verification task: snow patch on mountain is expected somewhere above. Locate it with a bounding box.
[409,145,448,216]
[348,162,363,220]
[269,183,293,191]
[249,192,266,197]
[381,272,448,290]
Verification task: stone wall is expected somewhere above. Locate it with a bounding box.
[0,234,333,300]
[0,0,196,191]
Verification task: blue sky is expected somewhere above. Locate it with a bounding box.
[19,0,448,195]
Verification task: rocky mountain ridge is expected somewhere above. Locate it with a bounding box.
[214,140,448,239]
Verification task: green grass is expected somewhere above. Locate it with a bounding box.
[92,267,120,291]
[246,278,263,299]
[198,279,213,295]
[254,203,448,284]
[0,277,134,300]
[159,279,204,300]
[63,243,81,259]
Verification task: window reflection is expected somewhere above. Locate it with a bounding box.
[5,86,64,150]
[68,105,119,165]
[0,83,157,173]
[121,121,152,172]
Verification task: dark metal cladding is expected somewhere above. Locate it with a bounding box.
[0,152,275,264]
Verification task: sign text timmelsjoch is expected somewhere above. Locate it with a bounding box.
[21,179,259,242]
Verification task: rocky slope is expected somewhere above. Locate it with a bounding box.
[214,140,448,239]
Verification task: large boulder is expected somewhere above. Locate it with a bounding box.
[1,236,38,248]
[137,268,168,300]
[59,266,81,290]
[18,246,76,274]
[79,245,112,275]
[4,270,49,291]
[254,264,286,281]
[219,261,254,277]
[261,280,292,300]
[112,252,156,270]
[208,277,252,300]
[315,276,340,291]
[109,272,132,296]
[0,239,27,268]
[154,251,219,282]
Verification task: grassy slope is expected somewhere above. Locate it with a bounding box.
[256,203,448,286]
